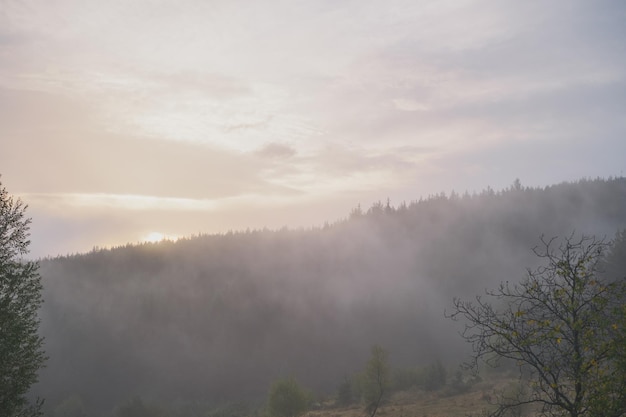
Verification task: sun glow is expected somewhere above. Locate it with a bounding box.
[142,232,178,243]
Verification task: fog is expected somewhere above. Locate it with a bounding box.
[32,178,626,415]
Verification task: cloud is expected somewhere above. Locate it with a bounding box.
[2,0,626,256]
[19,193,219,212]
[255,143,297,159]
[0,87,296,200]
[224,117,273,133]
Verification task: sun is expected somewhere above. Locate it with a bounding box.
[142,232,177,244]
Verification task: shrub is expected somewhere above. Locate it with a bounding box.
[267,377,310,417]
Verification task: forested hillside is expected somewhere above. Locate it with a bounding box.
[34,178,626,415]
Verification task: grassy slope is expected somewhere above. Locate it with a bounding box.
[313,392,488,417]
[308,374,527,417]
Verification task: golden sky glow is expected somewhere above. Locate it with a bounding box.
[1,1,625,257]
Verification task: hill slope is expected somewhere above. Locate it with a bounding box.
[34,178,626,413]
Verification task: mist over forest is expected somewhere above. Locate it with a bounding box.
[33,177,626,416]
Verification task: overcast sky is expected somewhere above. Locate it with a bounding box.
[1,0,625,257]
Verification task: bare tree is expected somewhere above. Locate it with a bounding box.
[449,235,626,417]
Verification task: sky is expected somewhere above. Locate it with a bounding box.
[1,0,625,258]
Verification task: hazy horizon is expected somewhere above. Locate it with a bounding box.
[2,1,625,258]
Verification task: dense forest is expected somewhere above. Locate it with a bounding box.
[33,178,626,416]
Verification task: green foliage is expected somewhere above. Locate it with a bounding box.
[450,234,626,417]
[391,360,446,392]
[336,376,353,406]
[362,346,390,417]
[422,360,446,391]
[0,179,46,417]
[267,377,310,417]
[426,362,446,391]
[391,367,422,392]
